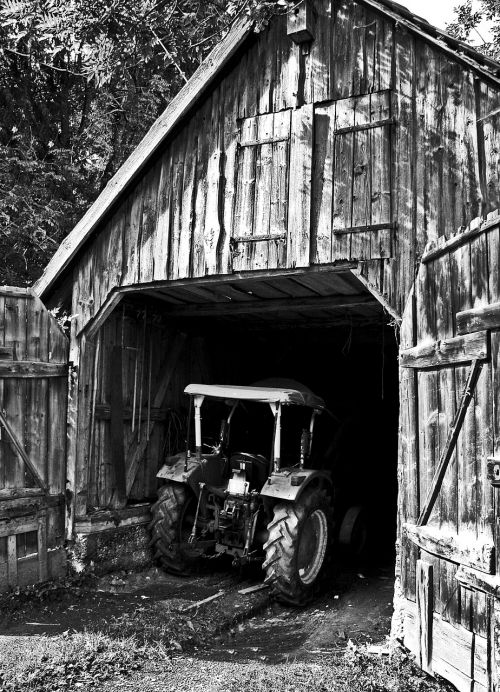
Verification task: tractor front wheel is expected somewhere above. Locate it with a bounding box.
[149,483,203,575]
[263,488,331,605]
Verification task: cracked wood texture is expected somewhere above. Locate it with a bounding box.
[0,288,68,592]
[50,1,500,336]
[398,219,500,691]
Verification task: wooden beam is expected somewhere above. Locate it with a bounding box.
[400,331,489,369]
[333,117,395,136]
[110,344,126,508]
[417,359,483,526]
[0,361,67,378]
[159,294,375,319]
[457,301,500,335]
[421,214,500,264]
[94,404,169,421]
[416,560,433,674]
[125,333,186,494]
[0,409,48,492]
[34,16,254,299]
[455,565,500,596]
[232,233,287,243]
[405,523,495,575]
[0,286,30,298]
[0,517,39,538]
[333,222,396,235]
[84,290,123,340]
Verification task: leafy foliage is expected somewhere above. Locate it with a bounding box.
[0,0,291,285]
[447,0,500,59]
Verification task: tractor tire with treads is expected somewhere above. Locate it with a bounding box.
[263,488,331,605]
[149,482,202,575]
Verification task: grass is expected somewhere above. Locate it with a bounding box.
[0,630,171,692]
[224,652,456,692]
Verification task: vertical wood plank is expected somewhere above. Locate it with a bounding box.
[7,534,17,587]
[139,161,161,284]
[269,110,291,269]
[152,147,173,282]
[192,104,209,278]
[37,515,48,582]
[253,112,275,270]
[312,102,335,264]
[417,559,434,674]
[351,95,372,260]
[287,104,313,269]
[370,91,392,259]
[178,121,198,280]
[332,98,355,260]
[233,116,258,271]
[204,93,223,275]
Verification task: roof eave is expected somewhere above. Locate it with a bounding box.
[33,14,254,299]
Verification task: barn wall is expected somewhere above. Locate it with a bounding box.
[395,217,500,689]
[73,302,213,515]
[67,2,500,337]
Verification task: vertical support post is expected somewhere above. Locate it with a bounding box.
[274,403,282,472]
[7,534,17,587]
[194,395,204,461]
[65,318,80,541]
[38,514,48,582]
[416,559,434,674]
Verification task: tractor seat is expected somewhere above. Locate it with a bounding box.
[229,452,269,490]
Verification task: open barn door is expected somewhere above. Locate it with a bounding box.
[0,287,68,591]
[395,225,500,692]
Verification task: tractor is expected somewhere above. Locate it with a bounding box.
[150,379,363,604]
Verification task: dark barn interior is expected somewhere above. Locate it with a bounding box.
[87,269,399,570]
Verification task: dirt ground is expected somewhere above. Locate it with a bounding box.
[0,562,454,692]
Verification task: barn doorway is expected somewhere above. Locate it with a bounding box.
[85,268,399,604]
[121,268,400,571]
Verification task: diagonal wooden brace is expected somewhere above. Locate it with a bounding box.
[417,358,483,526]
[0,409,48,493]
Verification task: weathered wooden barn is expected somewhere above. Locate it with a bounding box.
[3,0,500,687]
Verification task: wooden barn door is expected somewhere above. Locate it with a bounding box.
[0,287,68,591]
[397,225,500,692]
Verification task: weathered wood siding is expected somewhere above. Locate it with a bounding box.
[397,215,500,691]
[73,304,213,513]
[66,2,500,336]
[0,287,68,591]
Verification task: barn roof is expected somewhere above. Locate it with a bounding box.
[34,0,500,300]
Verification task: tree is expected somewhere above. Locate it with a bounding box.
[447,0,500,59]
[0,0,290,285]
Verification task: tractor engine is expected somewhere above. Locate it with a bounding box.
[214,469,261,560]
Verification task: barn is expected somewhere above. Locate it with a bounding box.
[2,0,500,687]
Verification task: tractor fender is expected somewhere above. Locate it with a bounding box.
[260,468,332,503]
[156,452,226,497]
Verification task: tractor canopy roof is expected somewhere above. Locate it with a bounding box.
[184,380,325,410]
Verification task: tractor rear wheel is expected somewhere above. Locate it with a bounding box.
[149,483,202,575]
[263,488,331,605]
